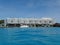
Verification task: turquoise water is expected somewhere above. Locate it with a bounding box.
[0,27,60,45]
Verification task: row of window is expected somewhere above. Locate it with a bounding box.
[6,20,52,24]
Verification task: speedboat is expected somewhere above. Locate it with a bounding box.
[20,25,29,28]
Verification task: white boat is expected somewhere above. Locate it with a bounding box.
[20,25,29,28]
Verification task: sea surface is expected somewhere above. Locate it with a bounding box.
[0,27,60,45]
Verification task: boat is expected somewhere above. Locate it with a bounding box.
[20,25,29,28]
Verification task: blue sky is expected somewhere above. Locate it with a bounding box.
[0,0,60,22]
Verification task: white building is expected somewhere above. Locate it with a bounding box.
[4,18,55,27]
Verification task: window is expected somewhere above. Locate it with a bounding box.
[40,21,41,23]
[11,20,13,23]
[44,21,47,23]
[49,21,52,23]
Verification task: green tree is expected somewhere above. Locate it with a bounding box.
[0,20,4,24]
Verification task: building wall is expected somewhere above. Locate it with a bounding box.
[4,18,54,27]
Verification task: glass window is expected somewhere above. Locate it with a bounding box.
[11,20,13,23]
[49,21,52,23]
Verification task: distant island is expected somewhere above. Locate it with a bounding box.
[0,18,60,27]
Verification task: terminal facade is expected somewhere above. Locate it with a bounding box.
[4,18,55,27]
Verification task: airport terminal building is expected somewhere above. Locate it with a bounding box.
[4,18,55,27]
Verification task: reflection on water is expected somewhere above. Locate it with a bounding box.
[0,27,60,45]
